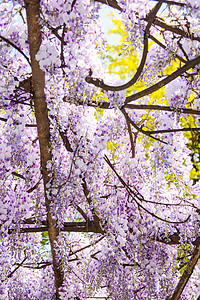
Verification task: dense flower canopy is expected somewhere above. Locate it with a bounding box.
[0,0,200,299]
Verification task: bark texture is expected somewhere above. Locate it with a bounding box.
[25,0,64,298]
[169,238,200,300]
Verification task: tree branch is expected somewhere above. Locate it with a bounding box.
[0,34,31,65]
[125,116,136,158]
[16,261,52,269]
[59,128,73,152]
[0,116,37,127]
[145,127,200,135]
[152,18,200,42]
[82,178,104,234]
[69,236,105,256]
[121,107,167,144]
[8,221,102,233]
[2,256,27,282]
[168,238,200,300]
[124,104,200,116]
[93,0,123,11]
[86,1,164,91]
[104,155,191,224]
[149,34,186,63]
[152,0,186,6]
[124,55,200,104]
[155,231,181,245]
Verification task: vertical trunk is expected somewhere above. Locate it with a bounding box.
[25,1,64,298]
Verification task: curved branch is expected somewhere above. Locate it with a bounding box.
[124,55,200,104]
[85,34,148,91]
[86,1,164,91]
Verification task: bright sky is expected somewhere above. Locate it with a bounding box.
[99,5,121,46]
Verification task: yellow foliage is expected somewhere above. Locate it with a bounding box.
[175,243,191,275]
[107,140,119,154]
[181,115,200,183]
[104,13,200,182]
[106,14,140,81]
[92,91,109,120]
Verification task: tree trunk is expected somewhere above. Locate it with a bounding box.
[25,1,64,298]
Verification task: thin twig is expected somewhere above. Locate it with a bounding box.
[0,35,31,65]
[149,34,186,63]
[2,256,27,282]
[0,116,37,127]
[152,18,200,42]
[71,0,77,11]
[104,155,191,224]
[12,172,26,180]
[121,107,167,144]
[82,177,104,234]
[60,23,66,68]
[125,116,135,158]
[15,261,52,269]
[26,177,42,193]
[69,236,105,256]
